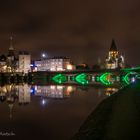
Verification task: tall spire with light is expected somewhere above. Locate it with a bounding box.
[8,35,15,56]
[9,36,14,51]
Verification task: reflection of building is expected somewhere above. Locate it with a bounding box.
[104,88,118,96]
[18,51,31,73]
[0,84,76,106]
[0,91,6,102]
[105,40,125,69]
[33,85,75,98]
[35,57,75,71]
[18,84,31,104]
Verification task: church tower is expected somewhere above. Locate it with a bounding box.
[7,36,16,72]
[108,39,118,59]
[105,40,120,69]
[105,39,125,69]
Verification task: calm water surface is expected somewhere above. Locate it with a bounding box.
[0,84,118,139]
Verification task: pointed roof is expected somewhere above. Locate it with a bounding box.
[109,39,118,52]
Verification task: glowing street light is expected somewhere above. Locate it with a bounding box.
[41,52,47,59]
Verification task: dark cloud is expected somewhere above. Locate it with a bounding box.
[0,0,140,65]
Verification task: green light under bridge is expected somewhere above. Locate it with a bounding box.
[52,74,68,84]
[99,73,112,85]
[75,73,89,85]
[122,72,137,85]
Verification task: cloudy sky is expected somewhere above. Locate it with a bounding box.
[0,0,140,66]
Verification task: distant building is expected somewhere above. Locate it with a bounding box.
[18,51,31,73]
[35,57,75,71]
[105,40,125,69]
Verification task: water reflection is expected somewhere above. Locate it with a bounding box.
[0,84,119,139]
[104,88,118,96]
[33,85,76,99]
[0,84,119,104]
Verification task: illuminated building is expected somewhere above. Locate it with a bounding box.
[18,51,31,73]
[35,57,75,71]
[0,37,31,73]
[105,40,125,69]
[0,55,7,72]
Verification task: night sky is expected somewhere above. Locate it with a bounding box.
[0,0,140,66]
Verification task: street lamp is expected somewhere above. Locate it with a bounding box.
[41,52,47,71]
[41,53,47,58]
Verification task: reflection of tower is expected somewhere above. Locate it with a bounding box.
[18,84,31,105]
[7,95,15,119]
[8,103,13,119]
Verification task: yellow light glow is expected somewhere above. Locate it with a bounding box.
[67,86,73,92]
[67,64,73,70]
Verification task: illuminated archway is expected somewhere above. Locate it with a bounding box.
[122,72,137,85]
[99,72,113,85]
[52,74,68,84]
[75,73,89,85]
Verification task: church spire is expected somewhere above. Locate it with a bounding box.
[109,39,118,52]
[9,36,14,51]
[8,35,15,57]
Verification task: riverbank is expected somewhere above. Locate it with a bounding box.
[72,82,140,140]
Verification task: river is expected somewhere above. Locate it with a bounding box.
[0,84,118,139]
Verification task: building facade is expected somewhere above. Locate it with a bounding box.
[18,51,31,73]
[105,40,125,69]
[35,57,75,71]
